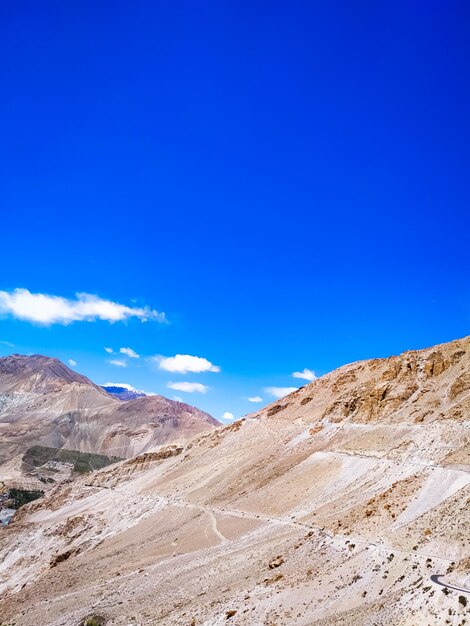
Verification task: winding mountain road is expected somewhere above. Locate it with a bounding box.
[430,574,470,595]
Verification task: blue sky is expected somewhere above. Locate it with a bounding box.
[0,1,469,421]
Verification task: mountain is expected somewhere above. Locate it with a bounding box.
[0,337,468,626]
[0,354,218,478]
[100,383,147,400]
[0,353,111,397]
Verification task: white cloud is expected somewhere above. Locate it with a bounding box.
[102,381,156,396]
[156,354,220,374]
[68,359,77,366]
[173,396,183,402]
[120,347,139,359]
[103,382,137,391]
[0,340,15,348]
[264,386,299,399]
[167,381,208,394]
[0,288,165,326]
[104,347,114,354]
[109,359,127,368]
[248,396,264,403]
[222,411,235,421]
[292,368,317,382]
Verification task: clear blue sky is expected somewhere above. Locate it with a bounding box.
[1,1,469,421]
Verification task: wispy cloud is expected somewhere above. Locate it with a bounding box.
[120,347,139,359]
[104,347,114,354]
[264,386,298,399]
[248,396,263,403]
[68,359,77,366]
[0,288,165,325]
[167,381,208,393]
[103,382,137,391]
[222,411,235,421]
[109,359,127,368]
[292,368,317,382]
[155,354,220,374]
[0,340,15,348]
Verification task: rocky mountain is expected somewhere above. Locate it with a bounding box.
[0,353,104,391]
[0,336,469,626]
[100,384,147,400]
[0,355,218,480]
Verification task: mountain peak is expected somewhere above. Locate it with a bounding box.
[0,353,104,392]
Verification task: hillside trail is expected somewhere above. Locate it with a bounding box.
[99,483,456,566]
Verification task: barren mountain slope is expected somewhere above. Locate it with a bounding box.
[0,355,218,477]
[56,394,220,459]
[0,337,469,626]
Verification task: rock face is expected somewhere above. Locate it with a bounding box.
[0,355,218,474]
[0,337,469,626]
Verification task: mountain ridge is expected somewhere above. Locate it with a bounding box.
[0,335,468,625]
[0,354,219,474]
[0,353,112,393]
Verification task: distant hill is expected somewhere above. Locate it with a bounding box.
[0,355,219,472]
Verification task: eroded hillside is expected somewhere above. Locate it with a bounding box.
[0,337,468,626]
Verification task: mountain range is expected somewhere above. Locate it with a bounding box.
[0,354,219,485]
[0,337,469,625]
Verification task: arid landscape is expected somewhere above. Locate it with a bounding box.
[0,354,218,486]
[2,3,469,624]
[0,336,468,625]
